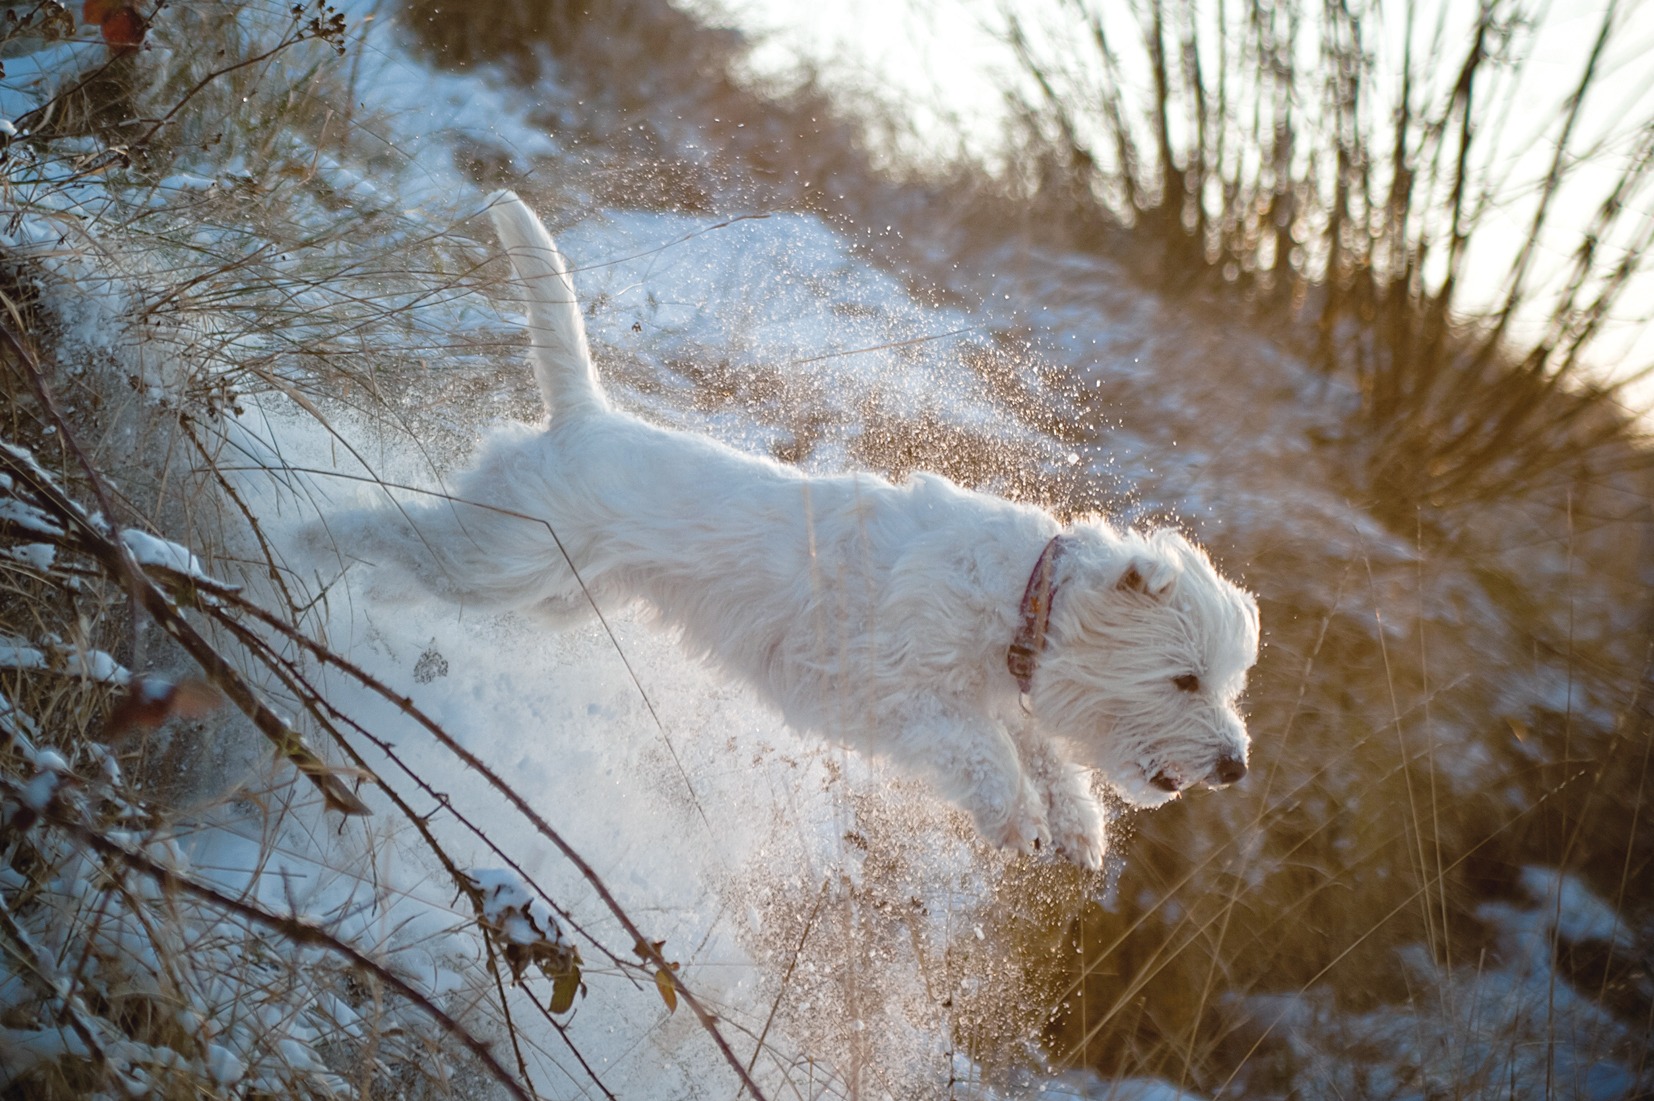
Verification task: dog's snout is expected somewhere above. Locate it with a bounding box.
[1150,770,1181,793]
[1214,755,1247,785]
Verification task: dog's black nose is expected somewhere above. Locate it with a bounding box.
[1214,755,1247,785]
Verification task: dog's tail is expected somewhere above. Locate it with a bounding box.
[488,191,608,420]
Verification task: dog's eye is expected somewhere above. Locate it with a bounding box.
[1173,674,1201,692]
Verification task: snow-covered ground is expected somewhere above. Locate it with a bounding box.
[2,2,1649,1099]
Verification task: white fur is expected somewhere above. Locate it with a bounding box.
[316,192,1261,869]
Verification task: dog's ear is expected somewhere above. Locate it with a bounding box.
[1117,558,1178,599]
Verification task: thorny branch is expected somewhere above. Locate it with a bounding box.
[0,372,771,1100]
[0,773,535,1101]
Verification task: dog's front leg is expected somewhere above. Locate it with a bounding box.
[889,701,1049,854]
[1013,723,1106,870]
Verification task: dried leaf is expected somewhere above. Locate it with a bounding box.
[549,969,581,1015]
[634,938,681,1014]
[102,674,222,738]
[82,0,145,50]
[466,869,581,1008]
[654,965,678,1014]
[280,731,373,816]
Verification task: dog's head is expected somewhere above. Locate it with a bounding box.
[1032,525,1260,808]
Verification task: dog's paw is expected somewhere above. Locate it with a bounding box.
[1037,764,1106,870]
[1001,806,1051,856]
[1047,791,1106,870]
[977,782,1050,856]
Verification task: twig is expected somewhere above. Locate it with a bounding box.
[3,780,536,1101]
[0,433,372,817]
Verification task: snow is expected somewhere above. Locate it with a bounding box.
[1516,865,1633,949]
[0,42,80,125]
[545,209,1041,483]
[0,640,48,675]
[1242,871,1649,1101]
[0,205,134,362]
[0,1027,93,1090]
[155,172,217,193]
[0,969,28,1014]
[0,692,39,753]
[67,648,128,685]
[469,866,569,948]
[1,542,56,570]
[119,527,216,583]
[20,770,61,814]
[0,496,65,538]
[0,638,129,686]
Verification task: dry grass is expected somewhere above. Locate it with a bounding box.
[970,14,1654,1085]
[996,0,1654,520]
[1027,453,1654,1094]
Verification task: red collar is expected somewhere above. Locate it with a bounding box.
[1006,534,1067,694]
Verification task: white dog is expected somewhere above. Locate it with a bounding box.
[318,192,1260,868]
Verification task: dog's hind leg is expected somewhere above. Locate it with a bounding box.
[525,589,604,626]
[307,490,589,617]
